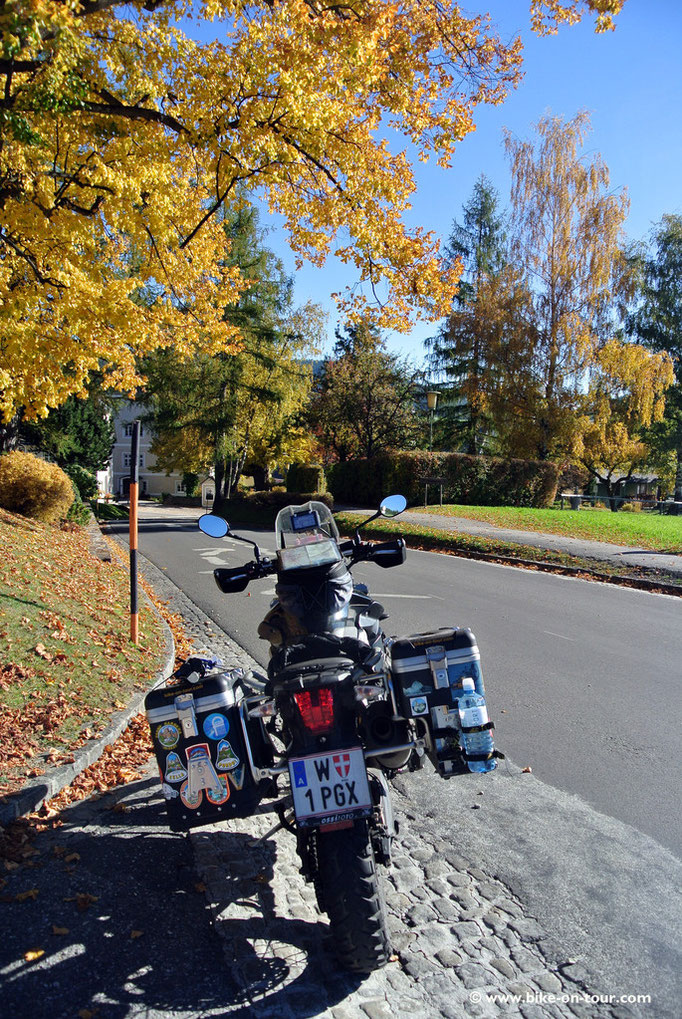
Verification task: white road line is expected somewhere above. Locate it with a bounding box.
[543,630,576,641]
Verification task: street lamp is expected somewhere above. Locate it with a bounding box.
[426,390,439,451]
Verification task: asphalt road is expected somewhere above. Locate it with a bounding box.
[111,506,682,858]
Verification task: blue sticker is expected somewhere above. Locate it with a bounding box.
[203,713,230,740]
[292,760,308,788]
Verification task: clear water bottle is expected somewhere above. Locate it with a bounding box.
[457,678,496,773]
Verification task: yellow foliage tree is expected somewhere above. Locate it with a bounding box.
[573,340,674,507]
[531,0,627,34]
[0,1,626,424]
[503,110,637,460]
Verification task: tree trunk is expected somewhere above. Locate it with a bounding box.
[252,465,269,491]
[0,415,20,453]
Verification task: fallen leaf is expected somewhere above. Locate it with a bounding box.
[16,888,39,902]
[521,766,532,774]
[51,925,69,936]
[64,852,80,864]
[77,1009,99,1019]
[130,929,144,939]
[23,948,44,961]
[194,882,207,893]
[75,892,99,912]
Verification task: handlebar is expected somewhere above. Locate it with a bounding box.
[214,538,405,593]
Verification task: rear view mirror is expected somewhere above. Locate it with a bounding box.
[379,495,407,518]
[198,513,230,539]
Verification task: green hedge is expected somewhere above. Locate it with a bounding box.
[327,452,559,509]
[214,490,334,528]
[286,463,326,494]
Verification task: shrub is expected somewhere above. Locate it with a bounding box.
[67,490,92,525]
[226,489,333,511]
[327,452,559,509]
[0,450,74,523]
[286,463,326,494]
[621,501,643,513]
[65,463,98,501]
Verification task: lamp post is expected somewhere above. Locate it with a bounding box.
[426,390,439,451]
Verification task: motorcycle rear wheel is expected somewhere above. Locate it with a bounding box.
[316,820,391,973]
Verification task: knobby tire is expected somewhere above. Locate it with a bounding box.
[316,821,391,973]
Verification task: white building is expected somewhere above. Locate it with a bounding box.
[103,397,186,499]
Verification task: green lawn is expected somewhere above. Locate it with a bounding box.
[420,504,682,553]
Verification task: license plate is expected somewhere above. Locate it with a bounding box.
[288,747,372,828]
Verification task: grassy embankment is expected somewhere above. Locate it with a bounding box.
[334,507,682,590]
[422,503,682,554]
[0,509,166,796]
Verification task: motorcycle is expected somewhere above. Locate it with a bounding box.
[145,495,497,974]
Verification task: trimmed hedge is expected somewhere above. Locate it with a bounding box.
[217,489,333,513]
[327,452,559,509]
[286,463,326,494]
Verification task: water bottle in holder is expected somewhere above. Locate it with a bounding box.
[457,678,497,773]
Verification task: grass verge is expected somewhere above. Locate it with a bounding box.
[0,509,168,797]
[422,503,682,553]
[335,512,682,594]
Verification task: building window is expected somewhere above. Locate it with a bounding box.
[123,453,145,469]
[175,482,186,494]
[123,422,143,438]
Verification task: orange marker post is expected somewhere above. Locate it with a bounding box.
[129,420,140,643]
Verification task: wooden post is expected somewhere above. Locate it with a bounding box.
[129,420,140,644]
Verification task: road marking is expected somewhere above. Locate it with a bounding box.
[543,630,576,641]
[371,593,442,600]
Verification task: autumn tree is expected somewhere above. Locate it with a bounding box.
[502,110,641,461]
[426,175,508,453]
[310,320,423,462]
[144,205,322,499]
[0,0,631,425]
[573,340,674,508]
[0,0,529,424]
[628,215,682,499]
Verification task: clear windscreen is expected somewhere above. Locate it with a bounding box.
[275,501,341,550]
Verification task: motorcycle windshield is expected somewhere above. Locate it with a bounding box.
[274,502,351,630]
[275,501,341,551]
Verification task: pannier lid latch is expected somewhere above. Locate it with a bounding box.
[174,692,199,738]
[426,645,449,689]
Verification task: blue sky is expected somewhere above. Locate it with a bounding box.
[187,1,682,360]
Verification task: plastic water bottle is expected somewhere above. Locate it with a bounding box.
[457,678,496,773]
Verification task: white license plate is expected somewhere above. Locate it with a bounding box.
[288,747,372,828]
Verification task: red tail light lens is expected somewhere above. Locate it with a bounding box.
[294,688,335,734]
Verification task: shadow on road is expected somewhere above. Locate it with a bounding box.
[1,770,362,1018]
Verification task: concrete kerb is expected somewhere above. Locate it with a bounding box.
[0,528,175,828]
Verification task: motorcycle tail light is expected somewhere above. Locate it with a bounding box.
[294,688,335,734]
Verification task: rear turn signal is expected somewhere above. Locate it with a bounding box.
[294,688,335,734]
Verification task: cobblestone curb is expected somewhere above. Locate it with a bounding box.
[131,547,646,1019]
[0,537,175,827]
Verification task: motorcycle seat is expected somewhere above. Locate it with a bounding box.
[270,657,356,690]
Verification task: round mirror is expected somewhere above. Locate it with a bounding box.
[380,494,407,518]
[198,513,230,538]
